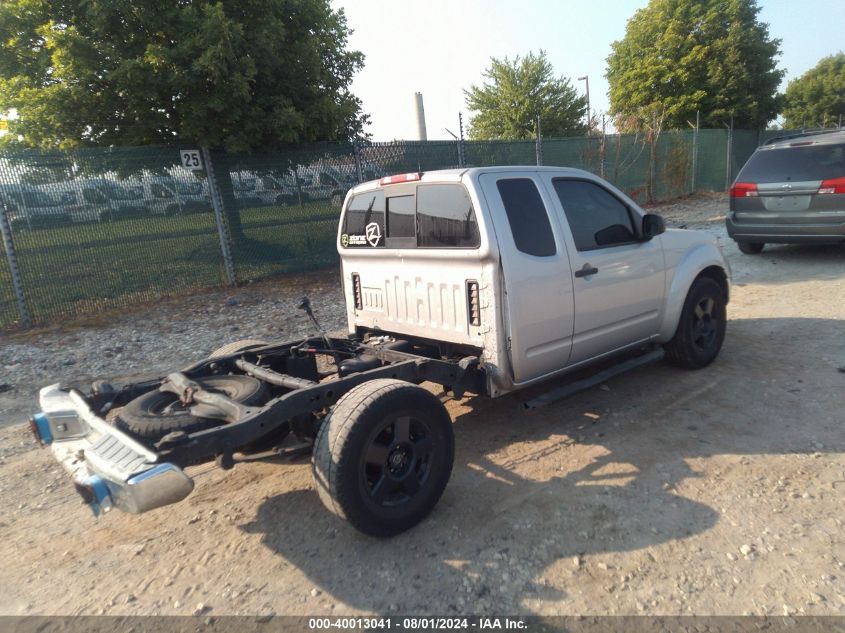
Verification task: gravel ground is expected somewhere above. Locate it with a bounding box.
[0,270,346,435]
[1,192,844,617]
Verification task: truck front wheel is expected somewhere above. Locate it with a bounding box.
[664,277,726,369]
[312,379,454,537]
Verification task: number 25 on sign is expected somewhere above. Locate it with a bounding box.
[181,149,203,170]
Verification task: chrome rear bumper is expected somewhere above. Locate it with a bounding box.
[32,384,194,515]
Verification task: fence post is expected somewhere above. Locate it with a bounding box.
[535,115,544,166]
[353,143,364,183]
[0,201,32,327]
[457,112,465,168]
[725,115,733,190]
[201,147,237,287]
[600,114,606,179]
[690,110,699,194]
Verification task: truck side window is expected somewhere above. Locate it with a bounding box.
[150,183,173,199]
[496,178,556,257]
[342,190,385,247]
[553,179,636,251]
[417,184,480,248]
[83,188,107,204]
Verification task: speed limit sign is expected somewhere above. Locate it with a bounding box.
[180,149,203,170]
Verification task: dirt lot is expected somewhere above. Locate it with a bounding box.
[1,193,843,617]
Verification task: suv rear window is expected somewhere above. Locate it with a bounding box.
[739,143,845,182]
[341,184,480,248]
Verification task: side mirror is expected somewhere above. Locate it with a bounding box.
[642,213,666,240]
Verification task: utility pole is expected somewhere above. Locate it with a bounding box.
[578,75,590,134]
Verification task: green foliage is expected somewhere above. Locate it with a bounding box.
[606,0,784,130]
[464,51,587,140]
[0,0,368,150]
[782,53,845,128]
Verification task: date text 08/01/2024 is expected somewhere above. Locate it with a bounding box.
[307,617,528,630]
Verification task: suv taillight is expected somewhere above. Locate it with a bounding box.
[729,182,758,198]
[818,177,845,195]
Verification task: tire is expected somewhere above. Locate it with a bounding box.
[664,277,727,369]
[207,339,269,359]
[312,379,454,537]
[115,375,269,440]
[737,241,764,254]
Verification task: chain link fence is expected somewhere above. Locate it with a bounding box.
[0,128,805,328]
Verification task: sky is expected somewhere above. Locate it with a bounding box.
[332,0,845,141]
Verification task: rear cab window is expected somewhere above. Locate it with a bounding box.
[341,190,385,247]
[341,183,480,249]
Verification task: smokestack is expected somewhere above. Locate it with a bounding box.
[414,92,428,141]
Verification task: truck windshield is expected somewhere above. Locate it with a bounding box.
[101,183,140,201]
[23,190,63,207]
[176,182,202,195]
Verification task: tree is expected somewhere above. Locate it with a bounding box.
[782,53,845,129]
[0,0,367,150]
[0,0,369,239]
[464,51,587,140]
[606,0,784,130]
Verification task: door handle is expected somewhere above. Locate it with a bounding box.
[574,263,599,278]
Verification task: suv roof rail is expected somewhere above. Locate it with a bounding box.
[762,129,845,146]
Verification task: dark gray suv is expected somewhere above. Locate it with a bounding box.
[726,130,845,254]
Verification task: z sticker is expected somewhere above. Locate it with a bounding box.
[365,222,382,247]
[343,222,383,247]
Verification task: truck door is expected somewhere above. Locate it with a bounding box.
[478,172,575,383]
[538,175,665,365]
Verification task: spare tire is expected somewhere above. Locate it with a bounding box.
[114,375,269,440]
[207,339,269,359]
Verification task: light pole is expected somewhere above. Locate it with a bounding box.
[578,75,590,134]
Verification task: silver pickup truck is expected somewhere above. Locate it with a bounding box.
[31,166,730,537]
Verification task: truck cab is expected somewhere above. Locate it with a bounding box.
[338,167,730,396]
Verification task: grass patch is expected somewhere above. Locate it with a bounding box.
[1,200,341,328]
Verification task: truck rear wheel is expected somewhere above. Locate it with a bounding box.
[312,379,454,537]
[664,277,726,369]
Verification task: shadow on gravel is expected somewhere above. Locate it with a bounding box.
[241,316,844,614]
[729,243,845,284]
